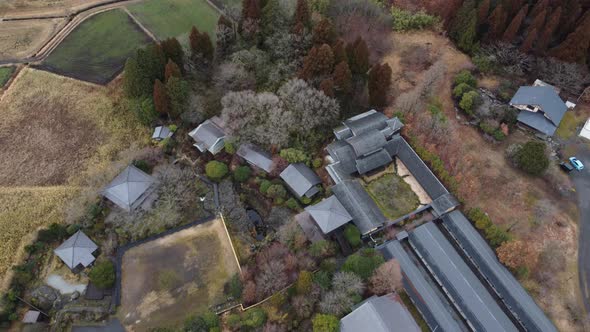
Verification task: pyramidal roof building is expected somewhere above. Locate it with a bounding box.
[54,231,98,270]
[102,165,158,212]
[304,196,353,234]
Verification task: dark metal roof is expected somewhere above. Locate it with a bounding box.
[326,140,357,175]
[332,180,386,234]
[236,144,274,173]
[380,240,468,332]
[102,165,158,212]
[340,294,420,332]
[409,222,517,332]
[510,86,566,126]
[188,119,225,150]
[431,193,460,217]
[355,149,393,175]
[442,211,557,332]
[517,110,558,136]
[305,196,352,234]
[280,163,322,198]
[346,129,388,156]
[343,110,389,136]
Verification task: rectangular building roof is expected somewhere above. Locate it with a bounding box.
[517,110,558,136]
[237,143,274,173]
[409,222,517,332]
[332,180,386,234]
[340,293,420,332]
[380,240,468,332]
[441,211,557,332]
[510,86,566,126]
[280,163,322,198]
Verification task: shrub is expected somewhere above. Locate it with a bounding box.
[312,158,323,168]
[233,166,252,182]
[279,148,311,164]
[312,314,339,332]
[132,97,158,126]
[227,273,242,299]
[468,208,492,230]
[296,271,313,294]
[300,195,312,205]
[342,248,385,280]
[259,180,272,194]
[242,308,267,328]
[472,54,494,73]
[459,90,480,113]
[453,70,476,87]
[133,159,151,173]
[37,223,68,243]
[66,224,81,236]
[343,224,361,248]
[266,184,287,199]
[205,161,229,181]
[88,260,115,289]
[313,270,332,290]
[309,240,337,258]
[515,141,549,176]
[452,82,474,99]
[391,7,438,31]
[285,197,301,210]
[224,140,236,154]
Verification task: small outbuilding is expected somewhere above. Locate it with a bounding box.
[151,126,173,141]
[102,165,158,212]
[188,116,226,155]
[304,196,352,235]
[580,118,590,141]
[54,231,98,270]
[236,143,274,173]
[22,310,41,324]
[280,163,322,199]
[340,293,420,332]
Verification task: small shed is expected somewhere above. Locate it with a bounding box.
[22,311,41,324]
[151,126,173,141]
[280,163,322,199]
[580,118,590,141]
[54,231,98,270]
[236,143,274,173]
[102,165,158,212]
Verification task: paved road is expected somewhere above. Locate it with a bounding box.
[71,318,125,332]
[574,147,590,314]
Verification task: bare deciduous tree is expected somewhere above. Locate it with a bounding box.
[369,260,403,295]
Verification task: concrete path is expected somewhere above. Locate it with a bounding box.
[574,146,590,315]
[46,274,86,295]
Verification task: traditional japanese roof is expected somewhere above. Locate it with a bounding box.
[237,143,273,173]
[517,110,559,136]
[347,129,388,156]
[510,86,567,127]
[280,163,322,198]
[343,110,391,137]
[188,117,226,153]
[409,222,517,332]
[442,211,557,332]
[355,149,393,175]
[102,165,158,212]
[340,294,420,332]
[331,180,386,234]
[305,196,352,234]
[54,231,98,270]
[151,126,172,140]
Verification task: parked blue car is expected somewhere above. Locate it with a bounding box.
[569,157,584,171]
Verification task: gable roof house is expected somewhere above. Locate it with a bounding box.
[102,165,158,212]
[332,179,387,234]
[280,163,322,199]
[510,85,568,136]
[188,116,226,154]
[151,126,173,141]
[304,195,353,234]
[237,143,274,173]
[340,293,420,332]
[54,231,98,270]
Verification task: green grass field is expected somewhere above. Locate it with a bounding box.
[42,9,152,84]
[0,66,15,87]
[127,0,220,44]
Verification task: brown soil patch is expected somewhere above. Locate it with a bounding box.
[0,0,114,18]
[0,19,66,61]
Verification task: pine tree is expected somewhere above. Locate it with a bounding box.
[293,0,311,29]
[153,79,170,115]
[319,78,335,98]
[549,12,590,63]
[450,0,476,42]
[477,0,490,24]
[536,7,561,53]
[299,44,334,80]
[487,4,508,40]
[368,63,392,109]
[346,37,369,76]
[502,5,528,42]
[333,61,352,94]
[312,18,335,45]
[332,39,347,64]
[457,9,478,53]
[520,28,538,53]
[525,8,546,40]
[160,37,184,70]
[164,59,181,82]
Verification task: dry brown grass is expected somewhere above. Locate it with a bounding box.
[0,68,149,292]
[0,19,66,61]
[0,0,113,17]
[383,30,584,331]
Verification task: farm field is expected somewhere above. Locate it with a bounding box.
[364,173,420,219]
[127,0,219,43]
[0,66,15,87]
[0,0,113,18]
[0,68,148,291]
[42,9,152,84]
[119,218,240,331]
[0,19,65,61]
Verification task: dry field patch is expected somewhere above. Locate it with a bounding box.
[0,19,65,61]
[0,0,113,18]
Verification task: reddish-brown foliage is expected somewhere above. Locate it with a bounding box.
[502,5,528,42]
[153,79,169,115]
[497,240,539,270]
[487,4,508,40]
[536,7,562,53]
[312,18,335,46]
[332,39,347,64]
[369,260,403,295]
[549,11,590,63]
[293,0,310,29]
[520,27,538,53]
[189,26,214,61]
[477,0,491,24]
[333,61,352,94]
[346,37,370,76]
[299,44,334,80]
[319,78,335,98]
[164,59,181,82]
[368,63,392,109]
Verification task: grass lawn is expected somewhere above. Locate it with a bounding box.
[365,173,420,220]
[119,218,239,330]
[127,0,220,44]
[0,66,15,87]
[42,9,152,84]
[556,111,582,139]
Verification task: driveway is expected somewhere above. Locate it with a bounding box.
[573,147,590,314]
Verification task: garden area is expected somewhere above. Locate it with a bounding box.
[363,172,420,220]
[41,9,152,84]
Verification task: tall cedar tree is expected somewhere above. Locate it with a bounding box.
[525,8,546,41]
[333,61,352,94]
[312,18,335,45]
[124,44,165,97]
[123,57,146,98]
[477,0,490,25]
[153,79,170,115]
[536,7,561,53]
[319,78,335,98]
[217,15,234,48]
[261,0,285,36]
[189,26,214,61]
[346,37,369,76]
[450,0,475,42]
[487,4,508,40]
[165,59,181,82]
[368,63,392,109]
[502,0,524,17]
[501,5,528,42]
[457,10,478,53]
[332,39,347,64]
[160,37,184,70]
[242,0,261,21]
[550,12,590,63]
[557,0,581,38]
[520,28,538,53]
[293,0,311,29]
[528,0,548,21]
[299,44,334,80]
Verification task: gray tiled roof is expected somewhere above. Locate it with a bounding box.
[54,231,98,270]
[340,294,420,332]
[517,110,558,136]
[305,196,352,234]
[409,222,517,332]
[355,149,392,175]
[237,144,273,173]
[280,163,322,198]
[442,211,557,332]
[510,86,566,126]
[188,119,225,152]
[344,110,389,136]
[102,165,158,212]
[431,193,460,217]
[346,129,387,156]
[332,180,385,234]
[326,140,358,175]
[380,240,468,332]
